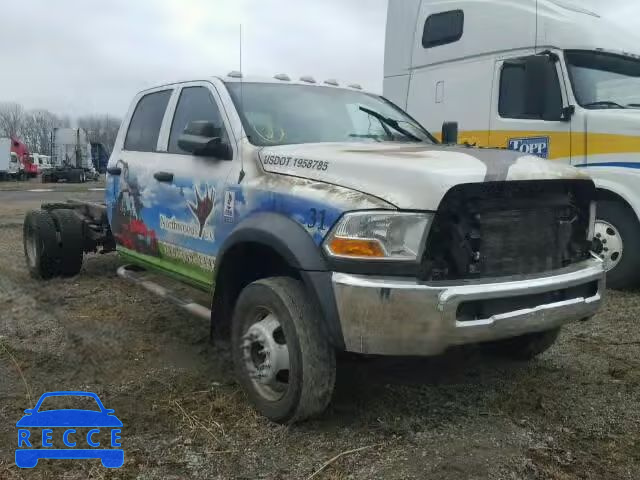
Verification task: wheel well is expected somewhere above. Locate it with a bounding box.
[596,188,634,212]
[210,242,300,338]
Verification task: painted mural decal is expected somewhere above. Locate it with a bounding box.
[223,191,235,223]
[106,163,347,286]
[158,185,215,241]
[111,160,160,256]
[188,185,215,238]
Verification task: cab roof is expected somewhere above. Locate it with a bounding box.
[140,74,372,95]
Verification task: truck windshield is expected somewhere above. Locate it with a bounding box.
[566,50,640,109]
[225,82,435,146]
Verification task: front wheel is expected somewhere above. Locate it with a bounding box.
[231,277,336,423]
[594,200,640,289]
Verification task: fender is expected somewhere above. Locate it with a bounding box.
[592,176,640,222]
[213,212,344,348]
[216,212,328,273]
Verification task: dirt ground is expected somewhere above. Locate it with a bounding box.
[0,181,638,479]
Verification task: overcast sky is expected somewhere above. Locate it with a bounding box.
[1,0,388,118]
[3,0,639,120]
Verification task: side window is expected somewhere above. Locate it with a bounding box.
[168,86,227,154]
[499,59,563,119]
[124,90,171,152]
[422,10,464,48]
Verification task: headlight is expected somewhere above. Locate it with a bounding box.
[324,211,434,261]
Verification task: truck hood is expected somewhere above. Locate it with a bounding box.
[259,142,588,210]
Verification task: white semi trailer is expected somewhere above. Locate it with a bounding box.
[43,128,97,183]
[0,138,22,180]
[0,138,10,180]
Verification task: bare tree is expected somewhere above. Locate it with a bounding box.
[0,102,24,138]
[21,110,66,153]
[78,114,121,153]
[0,100,117,155]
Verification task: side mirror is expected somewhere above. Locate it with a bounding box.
[441,121,458,144]
[177,121,232,160]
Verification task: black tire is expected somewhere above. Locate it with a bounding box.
[23,210,61,279]
[596,200,640,289]
[485,328,561,361]
[231,277,336,423]
[50,209,84,277]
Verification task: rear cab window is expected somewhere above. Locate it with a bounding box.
[124,90,172,152]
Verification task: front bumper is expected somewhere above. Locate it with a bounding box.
[332,257,604,355]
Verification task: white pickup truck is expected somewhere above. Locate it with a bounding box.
[23,74,604,423]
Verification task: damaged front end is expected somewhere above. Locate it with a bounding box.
[330,178,604,356]
[419,180,596,281]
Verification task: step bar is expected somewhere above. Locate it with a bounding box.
[116,265,211,321]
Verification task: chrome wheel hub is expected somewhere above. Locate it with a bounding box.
[594,220,623,272]
[242,313,290,401]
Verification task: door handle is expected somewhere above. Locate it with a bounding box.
[107,167,121,175]
[154,171,174,182]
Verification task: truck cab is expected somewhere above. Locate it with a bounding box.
[9,152,22,178]
[384,0,640,288]
[24,74,604,423]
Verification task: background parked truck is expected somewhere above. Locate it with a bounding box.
[43,127,97,183]
[0,138,13,180]
[384,0,640,288]
[0,137,34,180]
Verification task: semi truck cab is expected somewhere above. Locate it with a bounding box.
[384,0,640,288]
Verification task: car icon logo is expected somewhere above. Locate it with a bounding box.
[15,391,123,468]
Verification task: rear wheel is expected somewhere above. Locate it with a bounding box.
[231,277,336,423]
[23,210,61,279]
[594,200,640,289]
[485,328,561,361]
[50,209,84,277]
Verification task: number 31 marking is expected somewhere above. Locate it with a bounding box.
[308,208,326,230]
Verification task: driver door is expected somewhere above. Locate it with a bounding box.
[489,53,572,163]
[148,82,237,288]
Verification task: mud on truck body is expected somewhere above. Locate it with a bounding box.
[23,74,604,423]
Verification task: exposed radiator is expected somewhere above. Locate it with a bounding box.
[421,180,594,281]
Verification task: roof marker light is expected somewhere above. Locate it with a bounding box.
[274,74,291,81]
[324,79,339,86]
[227,71,243,78]
[348,83,362,90]
[300,76,316,83]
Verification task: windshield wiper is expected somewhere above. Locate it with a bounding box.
[626,103,640,108]
[348,133,384,141]
[358,106,423,142]
[583,100,627,109]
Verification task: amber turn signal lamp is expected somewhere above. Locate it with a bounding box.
[328,237,385,257]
